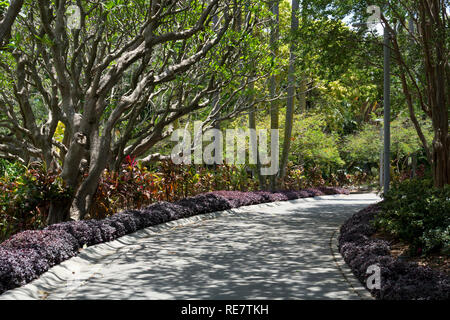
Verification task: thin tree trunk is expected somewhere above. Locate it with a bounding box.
[279,0,299,181]
[248,81,265,189]
[242,0,264,190]
[268,0,279,191]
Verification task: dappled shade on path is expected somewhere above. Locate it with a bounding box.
[1,194,380,300]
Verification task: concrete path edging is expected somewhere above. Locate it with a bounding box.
[0,208,241,300]
[329,229,374,300]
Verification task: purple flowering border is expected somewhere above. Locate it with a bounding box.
[0,187,348,295]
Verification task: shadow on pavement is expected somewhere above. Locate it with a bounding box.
[55,195,379,300]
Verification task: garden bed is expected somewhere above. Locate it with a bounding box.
[338,204,450,300]
[0,187,348,295]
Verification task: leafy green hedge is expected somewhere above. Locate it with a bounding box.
[374,179,450,256]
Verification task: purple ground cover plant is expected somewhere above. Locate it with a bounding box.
[338,204,450,300]
[0,230,79,292]
[0,187,348,294]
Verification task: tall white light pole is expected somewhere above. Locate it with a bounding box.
[361,5,391,193]
[383,22,391,193]
[374,118,384,188]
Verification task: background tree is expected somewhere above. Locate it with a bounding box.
[268,0,280,190]
[279,0,299,181]
[348,0,449,187]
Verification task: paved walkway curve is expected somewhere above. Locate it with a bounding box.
[1,193,380,300]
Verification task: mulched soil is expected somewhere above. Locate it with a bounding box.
[371,231,449,276]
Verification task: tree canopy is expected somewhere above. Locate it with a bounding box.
[0,0,448,223]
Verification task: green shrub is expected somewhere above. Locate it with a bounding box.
[341,115,433,183]
[0,165,73,241]
[374,178,450,256]
[289,114,345,170]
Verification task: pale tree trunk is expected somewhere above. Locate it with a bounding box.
[70,123,113,220]
[279,0,300,181]
[268,0,279,191]
[209,11,221,169]
[248,80,266,189]
[243,1,265,190]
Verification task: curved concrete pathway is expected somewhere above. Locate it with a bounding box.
[1,193,380,300]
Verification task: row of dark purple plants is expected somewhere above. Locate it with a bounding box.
[338,204,450,300]
[0,187,348,295]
